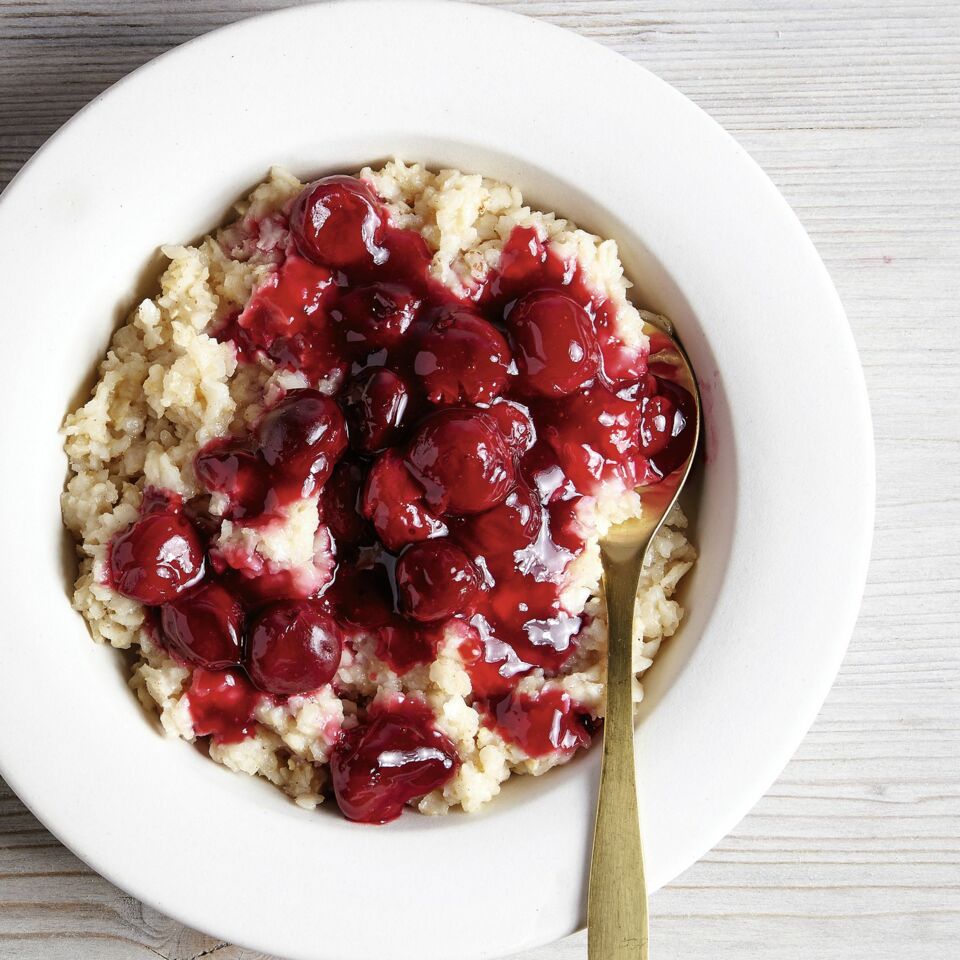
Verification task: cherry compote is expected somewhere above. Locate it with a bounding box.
[107,174,696,822]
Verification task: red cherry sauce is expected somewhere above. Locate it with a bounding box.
[187,668,261,744]
[220,255,340,381]
[485,687,595,758]
[107,176,696,819]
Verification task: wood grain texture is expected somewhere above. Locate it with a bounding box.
[1,1,958,957]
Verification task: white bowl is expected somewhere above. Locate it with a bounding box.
[0,3,874,959]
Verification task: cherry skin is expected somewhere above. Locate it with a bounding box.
[507,290,599,396]
[453,481,542,566]
[194,440,269,520]
[333,283,420,355]
[330,703,459,823]
[396,541,482,622]
[187,668,260,744]
[109,510,205,605]
[414,307,512,405]
[405,408,515,515]
[327,561,396,630]
[343,369,409,453]
[159,580,244,669]
[236,255,340,384]
[255,388,347,496]
[245,600,343,697]
[361,449,448,551]
[290,176,387,269]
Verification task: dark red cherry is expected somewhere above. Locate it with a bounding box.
[485,398,536,457]
[320,457,374,547]
[453,481,542,565]
[290,176,386,269]
[405,409,515,515]
[255,388,347,496]
[327,562,395,629]
[413,307,512,404]
[236,255,344,385]
[330,703,459,823]
[362,450,448,551]
[187,668,260,744]
[343,369,409,453]
[396,541,481,622]
[245,600,342,697]
[507,290,599,396]
[640,377,696,479]
[333,283,420,354]
[194,439,269,520]
[109,510,205,605]
[159,581,244,669]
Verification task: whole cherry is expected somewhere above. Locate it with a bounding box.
[109,508,205,605]
[361,449,448,551]
[414,307,512,405]
[395,541,482,622]
[255,388,347,497]
[405,408,515,516]
[330,703,459,823]
[160,580,244,670]
[290,176,387,269]
[507,290,599,397]
[246,600,343,697]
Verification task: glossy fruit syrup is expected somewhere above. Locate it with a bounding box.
[105,174,695,822]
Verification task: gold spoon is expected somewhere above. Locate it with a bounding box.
[587,322,701,960]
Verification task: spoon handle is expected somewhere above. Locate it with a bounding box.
[588,546,649,960]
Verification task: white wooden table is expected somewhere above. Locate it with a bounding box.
[1,2,958,957]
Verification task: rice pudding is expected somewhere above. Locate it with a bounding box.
[61,161,697,823]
